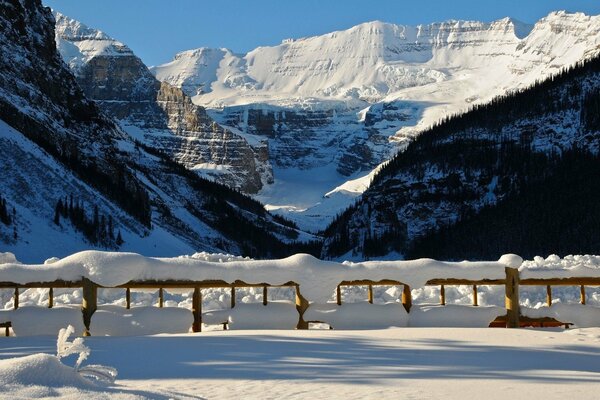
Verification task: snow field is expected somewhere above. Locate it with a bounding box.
[2,328,600,399]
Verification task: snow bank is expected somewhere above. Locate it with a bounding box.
[228,302,298,330]
[9,307,85,336]
[409,305,505,327]
[0,353,93,389]
[304,302,409,329]
[0,252,18,264]
[522,304,600,328]
[0,250,518,303]
[91,306,193,336]
[520,254,600,279]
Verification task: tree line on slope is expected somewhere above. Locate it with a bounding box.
[53,195,123,249]
[322,53,600,259]
[407,149,600,260]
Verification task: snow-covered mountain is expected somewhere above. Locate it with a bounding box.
[54,12,272,194]
[152,12,600,231]
[321,56,600,260]
[0,0,313,262]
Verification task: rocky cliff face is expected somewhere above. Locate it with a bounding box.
[54,12,271,193]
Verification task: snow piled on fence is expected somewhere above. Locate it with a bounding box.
[520,254,600,279]
[0,250,520,303]
[2,252,600,333]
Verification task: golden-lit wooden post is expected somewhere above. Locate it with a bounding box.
[48,287,54,308]
[263,286,268,306]
[295,285,309,330]
[402,285,412,312]
[472,285,478,307]
[125,288,131,309]
[13,288,19,310]
[505,267,520,328]
[581,285,586,305]
[192,287,202,333]
[336,285,342,306]
[546,285,552,306]
[368,285,374,304]
[440,285,446,306]
[82,278,97,336]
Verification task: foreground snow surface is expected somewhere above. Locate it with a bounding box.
[1,328,600,399]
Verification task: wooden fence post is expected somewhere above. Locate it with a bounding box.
[505,267,520,328]
[48,287,53,308]
[472,285,478,307]
[336,285,342,306]
[402,285,412,312]
[546,285,552,306]
[192,287,202,333]
[440,285,446,306]
[125,288,131,309]
[13,288,19,310]
[581,285,586,305]
[295,285,309,330]
[158,288,164,308]
[231,286,236,308]
[263,286,268,306]
[368,285,374,304]
[82,278,97,336]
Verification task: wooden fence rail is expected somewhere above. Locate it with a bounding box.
[1,267,600,336]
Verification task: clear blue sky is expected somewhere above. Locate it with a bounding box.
[44,0,600,67]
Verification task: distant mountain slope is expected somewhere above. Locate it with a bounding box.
[321,56,600,259]
[151,13,600,230]
[0,0,315,262]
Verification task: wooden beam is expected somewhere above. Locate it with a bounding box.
[82,278,97,336]
[13,288,18,310]
[581,285,586,305]
[546,285,552,306]
[231,286,236,309]
[336,285,342,306]
[368,285,374,304]
[48,287,53,308]
[505,267,520,328]
[263,286,268,306]
[427,278,505,286]
[125,288,131,309]
[192,287,202,333]
[472,285,478,307]
[402,285,412,312]
[295,285,309,330]
[158,288,164,308]
[520,278,600,286]
[440,285,446,306]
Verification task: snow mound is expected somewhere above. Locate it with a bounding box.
[228,302,298,330]
[91,306,193,336]
[10,307,85,336]
[0,353,93,389]
[522,304,600,328]
[0,252,18,264]
[409,305,505,327]
[305,302,409,329]
[520,255,600,279]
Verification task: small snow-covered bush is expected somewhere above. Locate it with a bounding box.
[56,325,117,384]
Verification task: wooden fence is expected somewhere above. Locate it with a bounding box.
[1,267,599,336]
